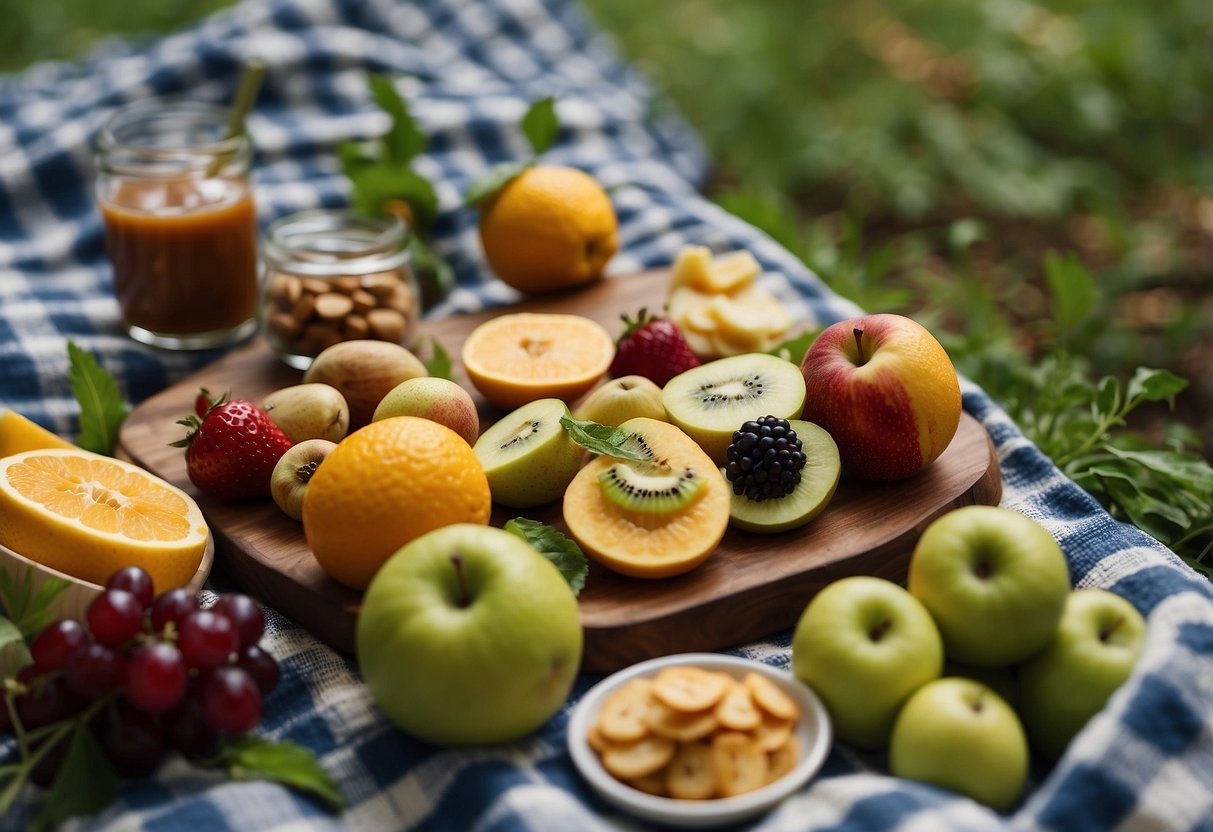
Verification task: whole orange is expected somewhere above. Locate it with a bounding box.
[478,165,618,295]
[302,416,492,590]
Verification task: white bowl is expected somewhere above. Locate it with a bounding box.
[567,652,832,828]
[0,534,213,624]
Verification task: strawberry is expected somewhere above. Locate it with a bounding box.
[609,308,702,387]
[173,390,294,500]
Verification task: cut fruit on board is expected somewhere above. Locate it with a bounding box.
[116,269,1001,671]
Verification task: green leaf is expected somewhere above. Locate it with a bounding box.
[1127,367,1188,407]
[559,415,652,462]
[1104,447,1213,491]
[0,567,72,638]
[465,160,533,207]
[29,723,117,832]
[1044,250,1097,332]
[425,338,453,381]
[521,96,559,155]
[1093,376,1120,420]
[0,616,30,680]
[504,518,588,596]
[368,74,426,164]
[67,341,128,456]
[337,140,379,178]
[224,737,346,811]
[408,236,455,306]
[767,329,819,365]
[348,164,440,229]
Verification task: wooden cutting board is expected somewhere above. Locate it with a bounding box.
[117,270,1002,673]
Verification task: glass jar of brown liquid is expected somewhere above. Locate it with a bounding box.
[96,101,259,350]
[261,210,419,370]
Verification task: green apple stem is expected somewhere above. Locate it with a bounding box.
[868,617,893,642]
[450,553,471,608]
[1099,615,1125,643]
[853,327,867,365]
[971,689,987,714]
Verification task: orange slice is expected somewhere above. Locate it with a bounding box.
[0,449,209,591]
[461,313,615,410]
[563,418,729,578]
[0,409,76,457]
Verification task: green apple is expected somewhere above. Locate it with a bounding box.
[356,524,583,747]
[573,375,667,426]
[1017,588,1146,761]
[943,661,1018,710]
[908,506,1071,667]
[473,398,583,508]
[792,576,943,749]
[890,677,1029,812]
[373,376,480,446]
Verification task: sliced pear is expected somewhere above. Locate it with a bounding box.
[707,296,772,349]
[679,328,720,361]
[671,245,714,290]
[702,250,760,293]
[668,286,718,335]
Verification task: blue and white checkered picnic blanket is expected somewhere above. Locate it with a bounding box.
[3,0,1212,829]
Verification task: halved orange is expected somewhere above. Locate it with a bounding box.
[0,449,209,592]
[462,313,615,410]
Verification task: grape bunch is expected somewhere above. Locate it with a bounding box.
[1,567,280,784]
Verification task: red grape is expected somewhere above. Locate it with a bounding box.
[93,701,168,778]
[212,594,265,649]
[167,695,220,759]
[235,644,280,695]
[150,588,199,634]
[198,666,261,735]
[178,610,239,669]
[105,566,155,610]
[16,675,81,730]
[87,589,144,647]
[125,642,187,714]
[65,642,125,698]
[29,619,88,671]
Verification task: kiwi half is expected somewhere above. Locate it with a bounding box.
[727,420,841,533]
[598,462,704,514]
[473,398,584,508]
[563,418,730,579]
[662,354,807,464]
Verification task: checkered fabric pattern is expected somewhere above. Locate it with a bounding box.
[2,0,1212,829]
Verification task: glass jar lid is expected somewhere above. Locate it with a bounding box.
[263,210,410,277]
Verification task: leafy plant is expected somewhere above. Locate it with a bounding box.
[464,97,560,205]
[725,190,1213,573]
[340,74,453,307]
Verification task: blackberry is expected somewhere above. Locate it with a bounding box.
[725,416,806,501]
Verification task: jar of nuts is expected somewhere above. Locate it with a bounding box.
[261,209,420,369]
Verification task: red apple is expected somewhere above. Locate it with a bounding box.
[799,313,961,481]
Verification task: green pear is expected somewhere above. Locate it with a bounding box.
[262,383,349,443]
[373,377,479,446]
